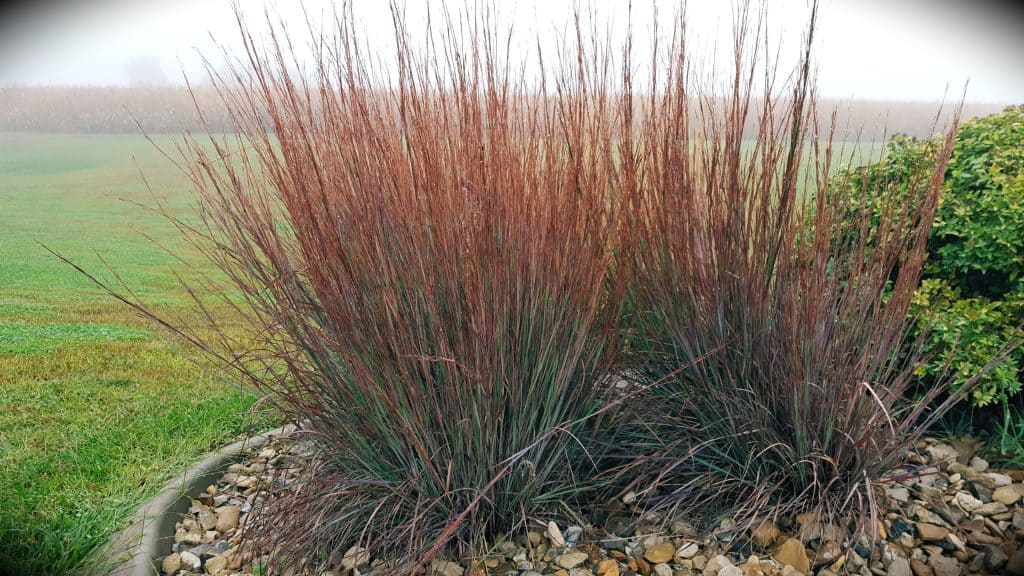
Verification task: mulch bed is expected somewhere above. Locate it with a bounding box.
[158,433,1024,576]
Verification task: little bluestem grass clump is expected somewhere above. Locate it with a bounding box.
[77,3,632,572]
[611,1,983,539]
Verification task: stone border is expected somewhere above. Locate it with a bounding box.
[91,425,296,576]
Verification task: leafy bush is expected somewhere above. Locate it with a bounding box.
[832,107,1023,415]
[933,106,1024,296]
[912,280,1023,406]
[615,12,961,534]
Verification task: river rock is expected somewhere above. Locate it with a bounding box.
[798,520,823,542]
[915,523,948,541]
[547,521,566,547]
[653,563,673,576]
[984,546,1009,571]
[889,557,912,576]
[985,472,1013,487]
[702,555,733,576]
[558,552,589,569]
[976,501,1007,516]
[197,508,218,531]
[910,558,933,576]
[161,553,181,575]
[925,444,959,465]
[993,483,1024,505]
[927,554,959,576]
[814,541,841,565]
[750,521,781,548]
[952,491,982,512]
[179,551,201,571]
[887,486,910,504]
[677,542,700,559]
[773,539,810,574]
[204,554,227,574]
[215,505,240,533]
[645,542,676,564]
[596,559,619,576]
[718,565,743,576]
[1007,550,1024,576]
[175,526,202,546]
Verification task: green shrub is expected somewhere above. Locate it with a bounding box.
[924,107,1024,409]
[933,105,1024,296]
[831,106,1024,436]
[912,279,1023,406]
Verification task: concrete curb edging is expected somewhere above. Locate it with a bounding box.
[93,425,296,576]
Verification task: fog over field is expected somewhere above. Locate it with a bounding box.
[1,0,1023,100]
[0,0,1020,135]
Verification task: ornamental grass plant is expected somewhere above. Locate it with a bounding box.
[69,3,635,573]
[179,9,636,574]
[614,2,977,537]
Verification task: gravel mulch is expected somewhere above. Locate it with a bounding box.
[159,434,1024,576]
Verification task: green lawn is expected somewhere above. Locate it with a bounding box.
[0,133,266,576]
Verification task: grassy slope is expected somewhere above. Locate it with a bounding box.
[0,133,266,576]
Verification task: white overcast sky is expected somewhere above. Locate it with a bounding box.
[0,0,1021,102]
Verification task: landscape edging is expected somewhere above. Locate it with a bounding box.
[94,424,296,576]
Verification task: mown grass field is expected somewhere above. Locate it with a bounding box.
[0,133,268,576]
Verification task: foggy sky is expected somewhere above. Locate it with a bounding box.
[0,0,1022,103]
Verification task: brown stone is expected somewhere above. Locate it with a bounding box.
[204,555,227,575]
[597,559,620,576]
[965,529,1001,546]
[1007,550,1024,576]
[795,511,821,525]
[644,542,676,564]
[976,501,1008,516]
[773,538,810,574]
[814,541,841,565]
[993,483,1024,505]
[915,523,949,542]
[556,552,588,570]
[161,554,181,576]
[928,554,961,576]
[215,505,240,533]
[910,558,934,576]
[750,521,781,548]
[950,437,979,464]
